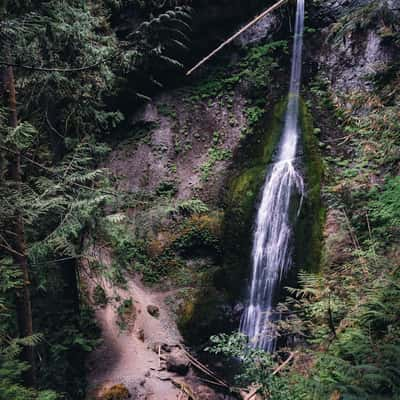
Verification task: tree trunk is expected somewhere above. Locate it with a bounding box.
[5,65,37,387]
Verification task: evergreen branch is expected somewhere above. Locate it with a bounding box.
[0,242,24,258]
[0,57,113,73]
[0,144,117,196]
[0,254,95,268]
[186,0,287,75]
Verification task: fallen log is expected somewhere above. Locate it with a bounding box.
[186,0,288,75]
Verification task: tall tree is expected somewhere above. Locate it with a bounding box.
[3,64,36,386]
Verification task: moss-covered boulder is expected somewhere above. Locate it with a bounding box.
[87,383,131,400]
[294,99,324,273]
[220,99,287,299]
[102,384,130,400]
[219,97,324,303]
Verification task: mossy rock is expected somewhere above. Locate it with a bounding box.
[177,98,325,343]
[178,287,232,345]
[172,211,223,258]
[87,383,130,400]
[102,384,130,400]
[220,97,324,301]
[293,99,325,273]
[220,100,287,298]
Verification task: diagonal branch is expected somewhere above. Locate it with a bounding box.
[186,0,287,75]
[0,59,108,73]
[0,240,25,258]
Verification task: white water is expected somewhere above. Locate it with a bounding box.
[240,0,305,351]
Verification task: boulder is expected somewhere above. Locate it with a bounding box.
[165,349,190,375]
[147,304,160,318]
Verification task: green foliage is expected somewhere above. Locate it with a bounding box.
[120,3,193,93]
[207,333,306,400]
[173,214,221,255]
[328,1,400,47]
[116,297,134,331]
[0,334,59,400]
[244,106,264,127]
[100,220,147,272]
[158,104,177,119]
[207,332,274,385]
[35,302,100,398]
[175,199,209,216]
[238,41,288,99]
[280,257,400,399]
[93,285,108,307]
[155,180,178,197]
[368,176,400,241]
[188,40,287,103]
[200,147,232,181]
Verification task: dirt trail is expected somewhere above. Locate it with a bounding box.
[85,261,185,399]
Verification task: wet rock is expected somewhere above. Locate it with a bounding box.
[233,302,244,315]
[147,305,160,318]
[323,30,393,94]
[165,349,190,375]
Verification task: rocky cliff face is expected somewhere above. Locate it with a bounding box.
[103,0,400,342]
[90,0,399,396]
[316,0,399,94]
[101,3,292,352]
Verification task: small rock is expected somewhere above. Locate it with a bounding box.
[233,302,244,314]
[165,349,190,375]
[145,370,151,377]
[147,304,160,318]
[137,328,145,341]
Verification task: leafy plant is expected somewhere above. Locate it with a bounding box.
[200,147,232,181]
[207,333,305,400]
[175,199,209,216]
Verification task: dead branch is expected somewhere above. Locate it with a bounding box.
[186,0,287,75]
[0,58,109,73]
[272,351,297,376]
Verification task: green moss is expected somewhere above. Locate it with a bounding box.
[177,287,231,345]
[294,99,325,273]
[186,40,288,104]
[93,285,107,307]
[220,98,325,299]
[220,100,287,298]
[200,147,232,181]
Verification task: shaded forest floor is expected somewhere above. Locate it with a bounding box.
[84,245,184,399]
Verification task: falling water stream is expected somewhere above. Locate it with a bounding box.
[240,0,305,351]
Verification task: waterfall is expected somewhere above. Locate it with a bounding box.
[240,0,305,351]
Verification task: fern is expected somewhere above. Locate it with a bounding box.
[175,199,209,216]
[6,122,37,150]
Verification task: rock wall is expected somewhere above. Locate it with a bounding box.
[314,0,399,94]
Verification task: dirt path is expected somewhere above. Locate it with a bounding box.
[84,257,185,399]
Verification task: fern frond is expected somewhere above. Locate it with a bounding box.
[158,54,183,68]
[105,213,126,223]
